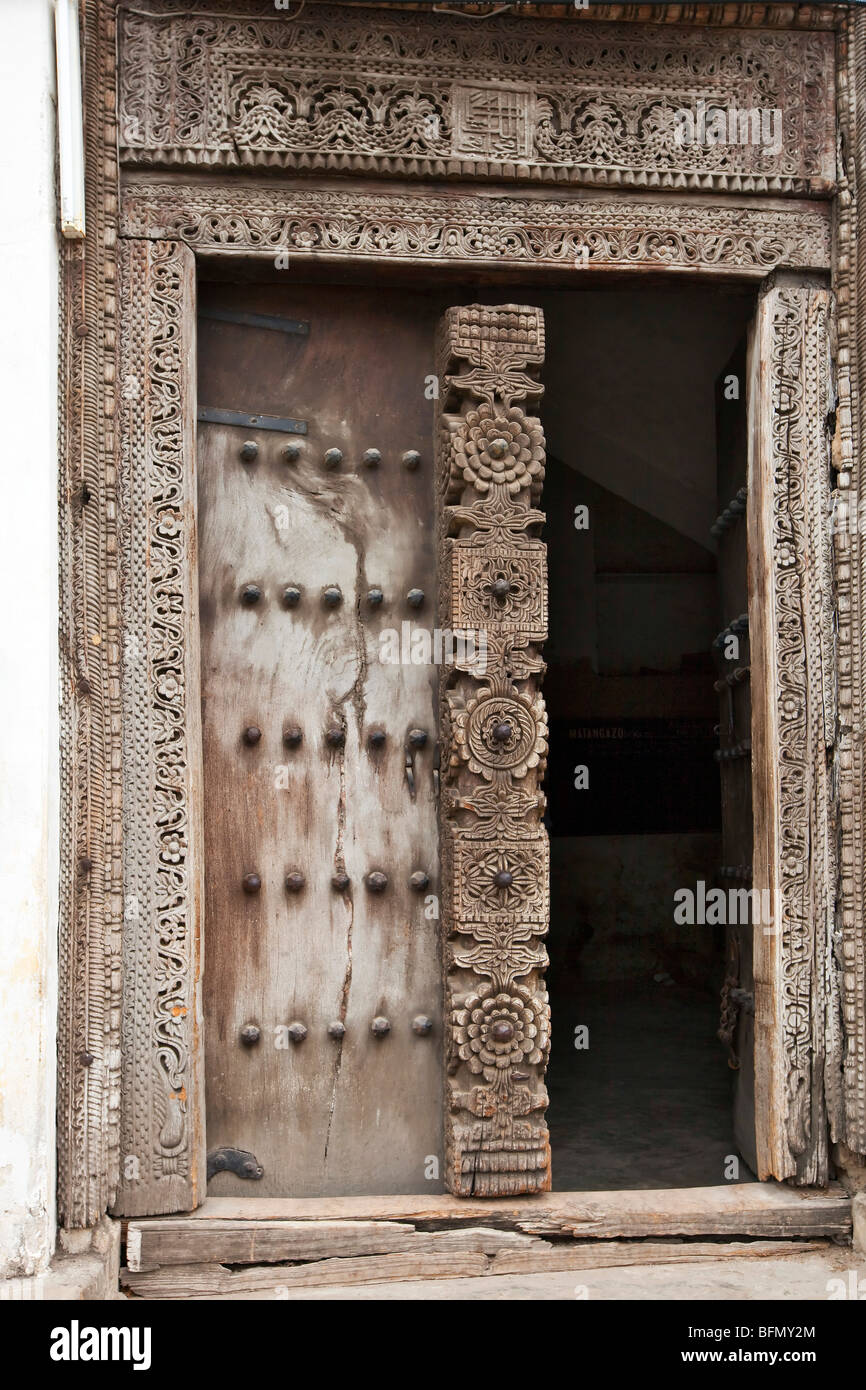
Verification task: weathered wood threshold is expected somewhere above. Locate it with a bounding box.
[122,1184,852,1296]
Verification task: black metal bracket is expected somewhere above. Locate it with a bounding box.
[198,406,307,435]
[206,1146,264,1183]
[200,307,309,337]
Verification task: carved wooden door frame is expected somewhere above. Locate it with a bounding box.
[58,0,866,1225]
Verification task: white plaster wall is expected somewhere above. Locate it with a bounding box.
[0,0,60,1277]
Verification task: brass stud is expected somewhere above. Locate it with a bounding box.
[412,1015,433,1037]
[490,1020,515,1043]
[492,577,511,600]
[243,725,262,746]
[407,588,424,609]
[283,442,302,463]
[328,1021,346,1040]
[283,725,303,748]
[402,450,421,471]
[368,728,387,750]
[494,869,513,889]
[409,870,429,892]
[287,1022,307,1044]
[239,1023,261,1046]
[366,871,388,893]
[332,872,350,893]
[492,722,512,744]
[367,587,384,606]
[323,586,343,608]
[362,448,381,468]
[242,872,262,894]
[323,448,343,469]
[285,871,306,893]
[371,1016,391,1038]
[408,728,428,749]
[282,585,302,608]
[325,725,346,749]
[239,440,258,462]
[240,583,262,606]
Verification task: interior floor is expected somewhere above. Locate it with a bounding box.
[546,982,756,1190]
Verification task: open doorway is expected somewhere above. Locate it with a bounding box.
[192,262,761,1197]
[537,287,757,1190]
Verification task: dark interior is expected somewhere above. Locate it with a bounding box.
[536,287,757,1189]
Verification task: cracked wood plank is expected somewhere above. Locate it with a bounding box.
[126,1220,546,1271]
[198,282,442,1197]
[120,1239,832,1298]
[168,1184,851,1237]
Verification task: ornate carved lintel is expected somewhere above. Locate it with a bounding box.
[117,2,836,196]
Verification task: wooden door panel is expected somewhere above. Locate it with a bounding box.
[198,285,442,1196]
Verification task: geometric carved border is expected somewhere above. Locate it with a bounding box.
[832,7,866,1162]
[112,239,206,1216]
[57,0,123,1231]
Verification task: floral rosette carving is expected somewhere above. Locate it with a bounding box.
[449,684,547,782]
[449,403,545,499]
[458,841,546,918]
[452,982,550,1080]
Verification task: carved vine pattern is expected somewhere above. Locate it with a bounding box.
[766,284,834,1180]
[121,180,832,279]
[438,304,551,1196]
[113,238,204,1215]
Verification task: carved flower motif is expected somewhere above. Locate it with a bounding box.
[450,686,547,781]
[160,833,186,865]
[290,226,319,250]
[476,554,537,622]
[157,671,182,701]
[781,694,801,721]
[155,509,183,541]
[461,845,543,915]
[451,404,545,497]
[453,983,550,1074]
[777,542,796,569]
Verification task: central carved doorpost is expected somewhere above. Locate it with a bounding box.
[437,305,551,1195]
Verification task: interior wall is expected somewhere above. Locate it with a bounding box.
[540,287,753,990]
[541,288,754,546]
[551,834,723,987]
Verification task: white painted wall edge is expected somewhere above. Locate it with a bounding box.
[0,0,61,1278]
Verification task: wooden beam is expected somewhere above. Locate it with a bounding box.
[126,1182,851,1248]
[127,1222,544,1273]
[121,1239,833,1299]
